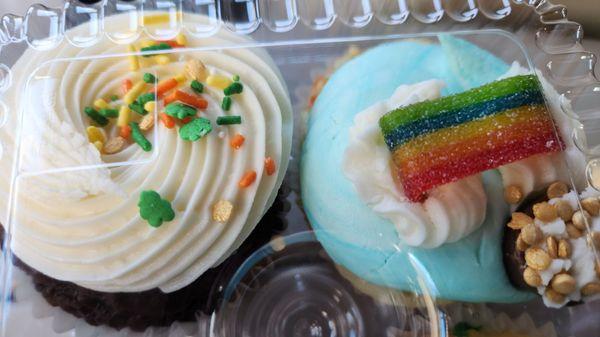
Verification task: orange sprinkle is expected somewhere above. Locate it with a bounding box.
[160,40,184,48]
[121,79,133,96]
[264,157,276,176]
[163,91,178,105]
[160,112,175,129]
[152,78,179,98]
[238,170,257,188]
[181,116,194,124]
[167,90,208,110]
[230,133,245,149]
[119,125,132,139]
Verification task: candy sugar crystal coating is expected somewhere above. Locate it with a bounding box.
[380,75,562,202]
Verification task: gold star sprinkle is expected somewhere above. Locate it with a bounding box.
[212,200,233,223]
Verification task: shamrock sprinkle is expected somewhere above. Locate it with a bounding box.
[138,190,175,227]
[179,118,212,141]
[165,103,197,119]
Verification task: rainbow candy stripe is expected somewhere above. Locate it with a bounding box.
[379,75,562,202]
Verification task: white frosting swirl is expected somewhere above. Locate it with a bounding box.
[0,14,292,293]
[342,80,487,248]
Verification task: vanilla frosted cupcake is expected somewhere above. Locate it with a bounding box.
[0,13,292,330]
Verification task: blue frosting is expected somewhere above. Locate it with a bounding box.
[300,36,535,303]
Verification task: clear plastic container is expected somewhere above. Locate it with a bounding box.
[0,1,598,337]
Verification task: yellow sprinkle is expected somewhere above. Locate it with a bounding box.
[206,75,232,90]
[144,101,156,112]
[174,73,187,84]
[143,12,182,26]
[94,98,109,110]
[176,33,187,46]
[154,54,171,65]
[93,141,104,152]
[124,81,147,105]
[87,126,106,143]
[117,105,131,127]
[138,57,154,68]
[212,200,233,223]
[127,44,139,71]
[139,39,156,48]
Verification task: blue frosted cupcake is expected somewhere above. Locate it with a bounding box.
[301,35,599,306]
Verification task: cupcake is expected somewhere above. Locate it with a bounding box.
[0,12,292,331]
[301,35,598,306]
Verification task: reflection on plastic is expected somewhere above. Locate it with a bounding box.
[443,0,478,22]
[221,0,260,34]
[259,0,298,33]
[298,0,336,30]
[407,0,443,24]
[182,0,221,37]
[333,0,373,28]
[143,0,182,40]
[0,100,7,128]
[545,52,597,86]
[562,83,600,157]
[478,0,511,20]
[214,231,441,337]
[373,0,409,25]
[0,64,11,93]
[1,14,25,43]
[105,0,142,43]
[64,0,103,47]
[536,22,584,54]
[25,4,64,50]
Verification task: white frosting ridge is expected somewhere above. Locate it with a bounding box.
[343,80,487,248]
[0,14,292,293]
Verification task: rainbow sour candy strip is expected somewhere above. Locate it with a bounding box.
[379,75,562,202]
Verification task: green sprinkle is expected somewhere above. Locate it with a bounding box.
[143,73,157,83]
[84,107,109,126]
[137,93,156,106]
[99,108,119,118]
[179,118,212,141]
[216,115,242,125]
[223,82,243,96]
[165,103,197,119]
[232,74,240,82]
[138,190,175,228]
[129,102,147,115]
[221,96,232,111]
[110,94,119,101]
[190,80,204,94]
[129,122,152,152]
[140,43,172,57]
[452,322,481,337]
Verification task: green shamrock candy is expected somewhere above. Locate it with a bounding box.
[179,118,212,141]
[165,103,197,119]
[138,190,175,227]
